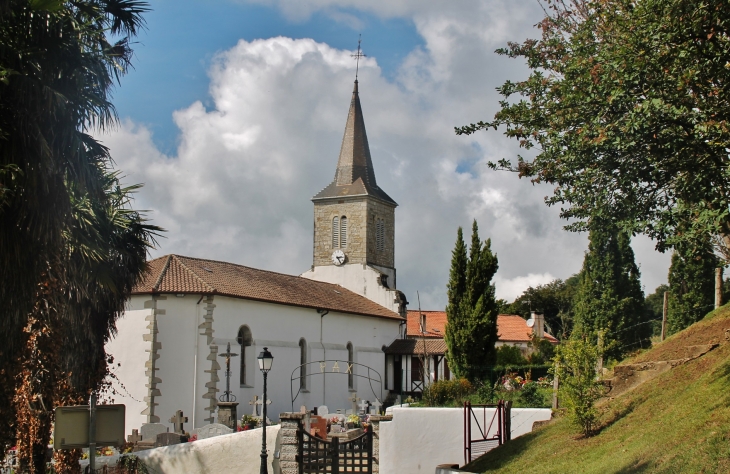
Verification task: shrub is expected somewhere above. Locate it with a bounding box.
[422,378,473,406]
[496,345,528,366]
[552,338,604,436]
[519,381,545,407]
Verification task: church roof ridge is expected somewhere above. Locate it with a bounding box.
[135,254,402,321]
[312,80,397,206]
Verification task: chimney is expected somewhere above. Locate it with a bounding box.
[531,311,545,339]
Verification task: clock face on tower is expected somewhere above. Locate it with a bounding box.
[331,250,346,266]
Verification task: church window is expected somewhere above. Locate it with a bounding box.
[340,216,347,248]
[332,216,339,248]
[347,342,354,389]
[299,338,307,390]
[236,325,252,386]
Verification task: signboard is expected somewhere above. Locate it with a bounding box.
[54,404,125,450]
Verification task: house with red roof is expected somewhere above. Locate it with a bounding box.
[384,310,558,395]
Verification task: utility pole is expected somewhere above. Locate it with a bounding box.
[661,291,669,341]
[715,267,723,309]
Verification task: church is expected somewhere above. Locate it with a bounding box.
[109,79,409,434]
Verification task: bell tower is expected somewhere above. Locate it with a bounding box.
[301,80,405,316]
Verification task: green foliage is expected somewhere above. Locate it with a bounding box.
[422,378,473,406]
[117,453,150,474]
[527,337,557,365]
[495,345,528,366]
[506,277,579,338]
[519,381,545,408]
[456,0,730,262]
[572,225,649,359]
[444,220,500,381]
[667,241,719,334]
[552,338,604,437]
[645,284,669,337]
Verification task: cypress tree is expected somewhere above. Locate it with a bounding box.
[572,225,647,359]
[445,220,499,381]
[667,240,718,334]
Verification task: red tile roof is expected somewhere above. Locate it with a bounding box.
[406,310,558,343]
[133,255,402,321]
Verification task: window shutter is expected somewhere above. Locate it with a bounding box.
[340,216,347,248]
[332,216,339,248]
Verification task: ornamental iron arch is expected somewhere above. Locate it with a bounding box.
[290,360,383,411]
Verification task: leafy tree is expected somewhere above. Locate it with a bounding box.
[445,220,500,381]
[456,0,730,261]
[551,338,604,437]
[0,0,156,463]
[495,345,528,366]
[572,224,648,359]
[507,276,579,338]
[667,241,719,334]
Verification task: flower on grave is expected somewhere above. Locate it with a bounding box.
[188,434,198,442]
[346,414,360,426]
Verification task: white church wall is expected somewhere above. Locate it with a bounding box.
[379,407,552,474]
[106,308,150,434]
[109,293,400,435]
[301,264,401,315]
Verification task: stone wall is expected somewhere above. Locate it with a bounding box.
[278,412,304,474]
[312,196,395,269]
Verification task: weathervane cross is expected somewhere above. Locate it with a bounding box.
[351,35,366,79]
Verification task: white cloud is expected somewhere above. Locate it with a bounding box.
[104,3,671,310]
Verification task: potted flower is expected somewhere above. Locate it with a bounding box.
[241,414,258,430]
[346,414,360,430]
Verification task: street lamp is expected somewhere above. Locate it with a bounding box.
[257,347,274,474]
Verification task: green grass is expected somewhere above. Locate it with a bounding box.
[463,306,730,474]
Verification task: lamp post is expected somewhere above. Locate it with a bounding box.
[257,347,273,474]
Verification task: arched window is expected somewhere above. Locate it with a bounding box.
[332,216,340,248]
[299,338,307,390]
[347,342,354,389]
[340,216,347,248]
[236,326,252,386]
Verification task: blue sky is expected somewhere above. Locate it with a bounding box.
[115,0,424,154]
[105,0,671,308]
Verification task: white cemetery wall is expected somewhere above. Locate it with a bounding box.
[379,407,552,474]
[111,293,400,431]
[80,425,280,474]
[105,308,150,437]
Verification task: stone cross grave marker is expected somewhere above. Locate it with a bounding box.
[249,395,259,416]
[358,399,368,414]
[254,396,271,420]
[196,423,233,440]
[140,423,168,441]
[370,399,382,415]
[127,429,142,444]
[169,410,188,434]
[348,392,360,413]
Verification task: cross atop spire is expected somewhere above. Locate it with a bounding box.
[351,35,366,80]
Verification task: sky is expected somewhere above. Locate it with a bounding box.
[103,0,672,310]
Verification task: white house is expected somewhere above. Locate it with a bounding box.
[108,79,409,436]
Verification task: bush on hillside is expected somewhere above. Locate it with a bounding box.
[422,378,473,406]
[551,338,604,436]
[496,345,528,366]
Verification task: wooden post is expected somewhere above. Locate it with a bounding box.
[596,331,604,375]
[716,267,723,309]
[661,291,668,341]
[552,367,559,410]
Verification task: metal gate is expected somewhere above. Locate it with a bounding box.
[298,427,373,473]
[463,400,511,464]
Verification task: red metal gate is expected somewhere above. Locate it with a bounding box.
[463,400,511,464]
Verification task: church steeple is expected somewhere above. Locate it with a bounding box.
[313,81,397,205]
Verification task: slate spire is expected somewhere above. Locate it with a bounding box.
[313,80,396,205]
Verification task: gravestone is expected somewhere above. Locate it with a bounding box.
[250,395,260,416]
[317,405,329,417]
[371,399,382,415]
[217,402,239,430]
[155,432,185,447]
[140,423,168,441]
[196,423,233,440]
[348,393,360,413]
[127,429,142,444]
[309,416,327,439]
[358,399,368,414]
[169,410,188,434]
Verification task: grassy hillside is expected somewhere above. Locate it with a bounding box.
[463,306,730,474]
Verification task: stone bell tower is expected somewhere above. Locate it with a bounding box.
[301,80,406,316]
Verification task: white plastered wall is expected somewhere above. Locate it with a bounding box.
[379,407,552,474]
[109,294,401,436]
